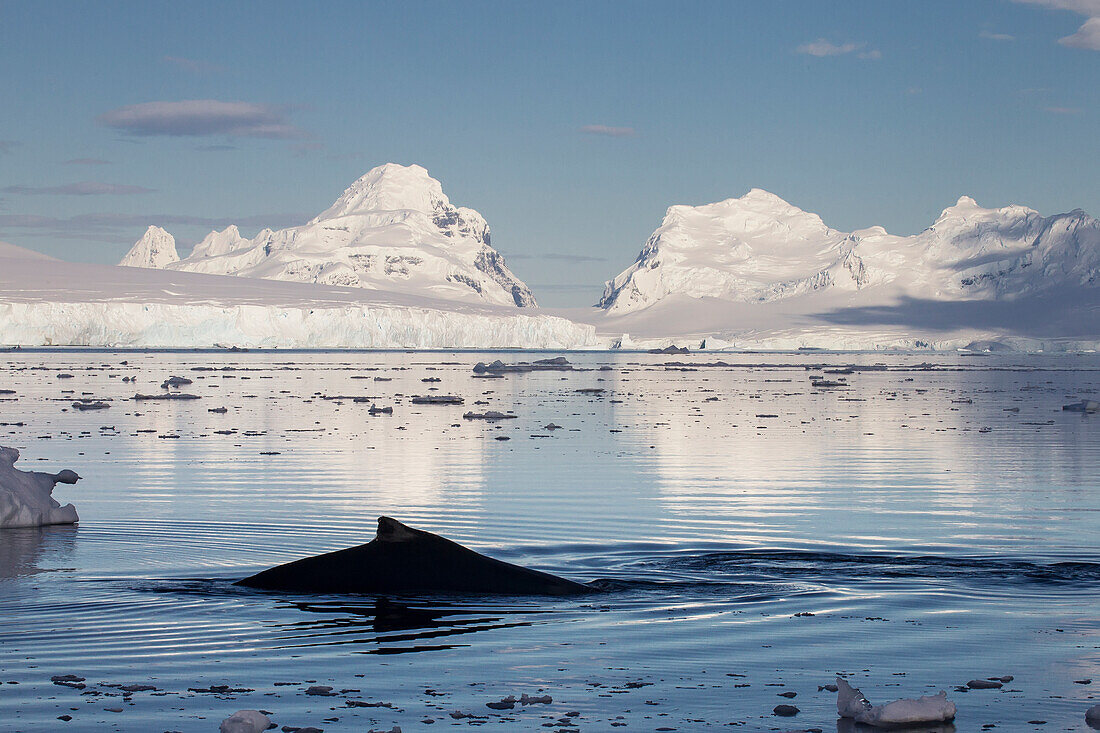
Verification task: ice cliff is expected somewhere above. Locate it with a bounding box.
[0,251,595,349]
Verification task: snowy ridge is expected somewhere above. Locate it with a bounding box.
[0,256,594,349]
[120,164,537,307]
[600,191,1099,312]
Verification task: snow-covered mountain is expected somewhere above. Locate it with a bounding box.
[119,164,537,307]
[119,226,179,269]
[599,191,1100,313]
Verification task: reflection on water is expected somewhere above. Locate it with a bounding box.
[0,350,1097,731]
[275,597,536,653]
[837,720,956,733]
[0,526,77,579]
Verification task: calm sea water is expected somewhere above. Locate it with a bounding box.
[1,349,1098,732]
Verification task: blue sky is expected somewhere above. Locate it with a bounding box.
[1,0,1097,306]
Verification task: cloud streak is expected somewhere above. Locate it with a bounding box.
[580,124,636,137]
[1014,0,1100,50]
[506,252,608,263]
[2,182,154,196]
[980,30,1016,40]
[0,212,311,236]
[797,39,880,58]
[98,100,308,139]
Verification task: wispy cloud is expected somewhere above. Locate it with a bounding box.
[1060,15,1100,48]
[580,124,636,138]
[2,182,155,196]
[979,30,1017,40]
[0,140,20,154]
[98,100,308,139]
[505,252,608,263]
[63,158,111,166]
[0,211,311,241]
[1013,0,1100,50]
[162,55,224,74]
[797,39,880,58]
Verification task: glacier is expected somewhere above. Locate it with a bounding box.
[120,163,537,308]
[0,251,596,349]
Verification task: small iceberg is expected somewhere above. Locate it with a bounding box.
[411,395,464,405]
[1063,399,1099,413]
[837,676,956,729]
[462,410,517,421]
[0,446,81,528]
[219,710,270,733]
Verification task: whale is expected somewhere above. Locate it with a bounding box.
[236,516,591,596]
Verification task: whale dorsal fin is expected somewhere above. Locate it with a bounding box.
[376,516,419,543]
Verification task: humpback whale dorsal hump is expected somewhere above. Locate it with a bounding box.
[376,516,421,543]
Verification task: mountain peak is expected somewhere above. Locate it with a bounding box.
[310,163,448,222]
[741,188,793,206]
[120,225,179,269]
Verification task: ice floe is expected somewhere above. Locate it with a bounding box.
[0,446,81,528]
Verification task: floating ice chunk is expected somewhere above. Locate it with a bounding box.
[411,395,464,405]
[0,446,80,528]
[836,676,956,729]
[219,709,270,733]
[1086,703,1100,727]
[463,410,517,420]
[1063,400,1099,413]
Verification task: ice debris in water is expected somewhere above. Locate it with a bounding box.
[0,446,80,528]
[1086,703,1100,727]
[1063,399,1099,413]
[836,676,956,729]
[219,709,270,733]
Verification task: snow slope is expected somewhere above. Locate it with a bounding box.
[0,248,594,349]
[591,191,1099,350]
[0,240,55,261]
[120,164,537,307]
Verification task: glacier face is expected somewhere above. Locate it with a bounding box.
[119,163,537,307]
[599,191,1100,313]
[0,253,594,349]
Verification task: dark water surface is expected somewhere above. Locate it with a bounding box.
[1,350,1098,731]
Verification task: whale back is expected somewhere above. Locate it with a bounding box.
[237,516,589,596]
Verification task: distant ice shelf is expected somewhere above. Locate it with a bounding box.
[0,254,596,349]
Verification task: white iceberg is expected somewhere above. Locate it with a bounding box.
[0,447,81,528]
[219,710,271,733]
[836,676,956,729]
